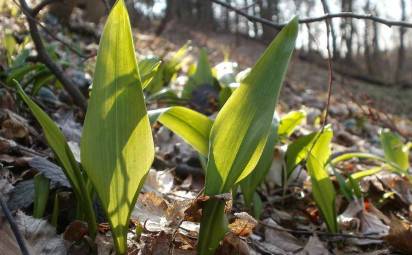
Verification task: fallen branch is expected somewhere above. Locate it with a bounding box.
[211,0,412,29]
[0,196,31,255]
[15,0,88,111]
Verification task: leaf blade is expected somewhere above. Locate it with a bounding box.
[81,1,154,253]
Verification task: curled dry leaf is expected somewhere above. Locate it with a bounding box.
[229,212,257,237]
[142,169,174,195]
[0,109,30,140]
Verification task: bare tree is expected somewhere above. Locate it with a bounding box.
[320,0,339,58]
[395,0,406,82]
[340,0,354,61]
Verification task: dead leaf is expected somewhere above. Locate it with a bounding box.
[385,215,412,254]
[229,212,257,237]
[63,220,89,242]
[261,218,302,253]
[142,169,174,195]
[29,157,71,188]
[216,232,250,255]
[0,211,66,255]
[297,235,329,255]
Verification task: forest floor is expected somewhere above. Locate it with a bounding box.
[1,11,412,255]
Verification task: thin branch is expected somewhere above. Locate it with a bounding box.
[15,0,88,111]
[32,0,58,16]
[211,0,412,29]
[23,6,95,59]
[260,220,383,241]
[0,196,31,255]
[321,2,333,127]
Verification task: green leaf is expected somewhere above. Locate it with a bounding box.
[149,106,212,156]
[285,132,318,176]
[306,125,338,233]
[80,1,154,253]
[240,121,278,214]
[380,129,410,172]
[278,110,306,137]
[139,56,161,89]
[15,82,97,237]
[198,17,298,255]
[33,173,50,218]
[183,48,214,99]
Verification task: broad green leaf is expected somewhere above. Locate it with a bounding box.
[278,110,306,137]
[285,132,318,175]
[306,125,338,233]
[198,17,298,255]
[380,129,409,171]
[240,121,278,214]
[182,48,214,98]
[15,83,97,237]
[33,173,50,218]
[80,1,154,253]
[149,106,212,156]
[139,56,161,89]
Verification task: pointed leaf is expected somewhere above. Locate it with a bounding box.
[278,110,306,137]
[15,83,97,237]
[198,17,298,255]
[81,1,154,253]
[306,126,338,233]
[149,106,212,156]
[380,129,409,171]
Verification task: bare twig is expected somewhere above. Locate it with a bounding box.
[321,4,333,127]
[211,0,412,29]
[32,0,57,16]
[260,220,383,241]
[0,196,31,255]
[15,0,87,111]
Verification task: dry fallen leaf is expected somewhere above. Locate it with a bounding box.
[0,211,66,255]
[229,212,257,237]
[296,235,329,255]
[385,215,412,254]
[261,218,302,253]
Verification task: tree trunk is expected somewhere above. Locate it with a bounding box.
[320,0,339,59]
[395,0,406,83]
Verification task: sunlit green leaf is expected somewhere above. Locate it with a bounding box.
[15,82,97,237]
[278,110,306,137]
[240,120,278,216]
[380,129,410,172]
[149,106,212,156]
[81,1,154,253]
[306,125,338,233]
[198,17,298,255]
[285,132,317,175]
[139,56,161,89]
[183,48,214,99]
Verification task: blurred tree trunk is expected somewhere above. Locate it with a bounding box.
[395,0,406,83]
[320,0,338,59]
[156,0,214,35]
[259,0,280,42]
[341,0,354,61]
[363,0,373,75]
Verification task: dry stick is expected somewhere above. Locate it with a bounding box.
[0,196,31,255]
[15,0,87,112]
[32,0,58,16]
[259,220,383,241]
[210,0,412,29]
